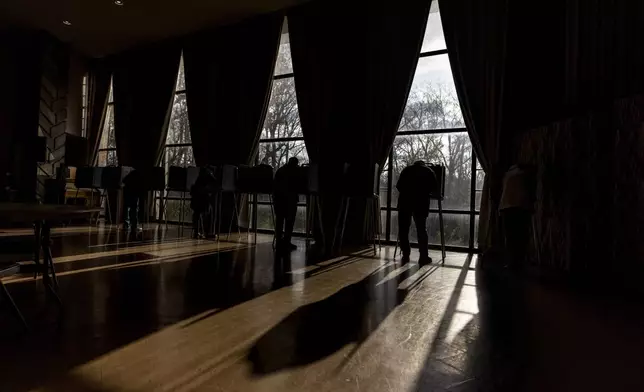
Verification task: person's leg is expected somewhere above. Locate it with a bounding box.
[123,190,134,230]
[414,211,431,264]
[274,197,285,244]
[129,194,140,232]
[192,210,200,238]
[284,200,298,249]
[398,209,412,262]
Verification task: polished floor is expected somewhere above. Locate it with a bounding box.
[1,225,644,391]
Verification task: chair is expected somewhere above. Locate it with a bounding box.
[74,166,103,224]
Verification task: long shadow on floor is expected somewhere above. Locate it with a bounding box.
[248,262,437,374]
[0,242,268,391]
[0,238,385,391]
[413,256,529,392]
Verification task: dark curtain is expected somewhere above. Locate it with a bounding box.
[440,0,510,252]
[183,14,281,232]
[503,0,644,133]
[183,14,282,166]
[516,94,644,290]
[513,1,644,287]
[112,42,181,169]
[0,29,42,201]
[86,58,112,165]
[443,0,644,274]
[288,0,430,246]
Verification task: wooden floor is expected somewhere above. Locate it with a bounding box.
[1,225,644,391]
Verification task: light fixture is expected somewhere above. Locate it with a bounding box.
[62,20,72,26]
[114,0,124,5]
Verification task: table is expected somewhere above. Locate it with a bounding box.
[0,203,102,306]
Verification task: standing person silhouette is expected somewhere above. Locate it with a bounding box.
[396,161,438,265]
[190,166,217,239]
[123,169,144,233]
[273,157,300,252]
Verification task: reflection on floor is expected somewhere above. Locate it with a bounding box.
[1,225,644,391]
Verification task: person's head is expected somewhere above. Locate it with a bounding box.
[413,160,426,166]
[288,157,299,167]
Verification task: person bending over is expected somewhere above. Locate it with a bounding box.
[123,169,144,233]
[190,166,216,239]
[396,161,438,266]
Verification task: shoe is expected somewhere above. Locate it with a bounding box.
[419,256,433,267]
[400,254,411,266]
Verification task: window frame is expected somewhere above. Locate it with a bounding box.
[247,16,480,252]
[96,79,116,166]
[154,85,194,223]
[81,74,88,138]
[140,14,481,250]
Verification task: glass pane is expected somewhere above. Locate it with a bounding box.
[399,54,464,131]
[176,55,186,91]
[100,105,116,149]
[262,77,302,139]
[274,23,293,76]
[97,150,117,167]
[392,132,472,210]
[165,190,191,199]
[390,211,470,247]
[475,168,484,210]
[294,206,306,233]
[164,146,195,168]
[258,140,308,170]
[108,78,113,103]
[167,93,191,144]
[428,213,470,247]
[256,204,273,231]
[380,210,387,237]
[379,158,389,205]
[256,194,306,203]
[82,75,88,106]
[420,1,447,53]
[81,107,87,136]
[163,199,192,223]
[476,169,485,190]
[257,204,306,234]
[475,215,480,247]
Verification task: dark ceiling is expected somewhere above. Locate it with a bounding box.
[0,0,305,57]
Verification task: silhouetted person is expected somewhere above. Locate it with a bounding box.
[190,166,216,239]
[274,157,300,251]
[500,164,536,269]
[396,161,438,265]
[123,169,144,232]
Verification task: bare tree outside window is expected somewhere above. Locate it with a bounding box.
[158,56,195,222]
[145,11,479,248]
[164,57,194,169]
[97,79,117,167]
[258,29,307,170]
